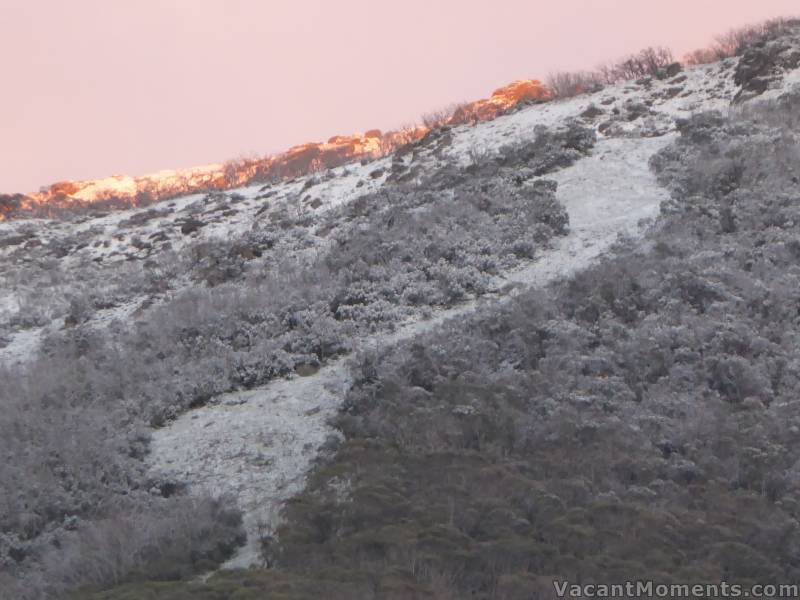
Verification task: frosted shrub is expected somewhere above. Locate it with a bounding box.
[238,80,800,600]
[0,121,592,593]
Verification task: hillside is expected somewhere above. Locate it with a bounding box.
[2,20,800,600]
[0,81,550,222]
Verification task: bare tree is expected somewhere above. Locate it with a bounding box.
[610,47,674,80]
[684,17,800,65]
[546,46,673,98]
[222,158,245,187]
[421,102,470,130]
[546,71,602,98]
[684,47,722,66]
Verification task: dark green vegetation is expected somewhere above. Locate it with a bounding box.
[78,91,800,599]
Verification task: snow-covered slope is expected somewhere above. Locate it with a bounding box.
[0,59,744,275]
[0,59,732,367]
[0,58,740,366]
[147,133,673,568]
[0,80,552,223]
[144,45,800,568]
[5,35,800,573]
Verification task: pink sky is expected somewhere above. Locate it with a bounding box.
[2,0,797,193]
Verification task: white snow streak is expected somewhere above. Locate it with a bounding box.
[147,133,673,569]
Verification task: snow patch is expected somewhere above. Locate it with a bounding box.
[147,132,673,570]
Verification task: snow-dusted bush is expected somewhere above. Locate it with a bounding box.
[259,93,800,597]
[0,120,594,595]
[4,496,243,599]
[323,168,567,307]
[495,119,596,175]
[652,93,800,204]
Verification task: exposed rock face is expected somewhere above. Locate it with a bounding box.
[0,195,27,221]
[267,133,390,180]
[488,79,552,106]
[452,79,551,122]
[1,164,255,221]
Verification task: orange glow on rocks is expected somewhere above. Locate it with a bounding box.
[452,80,552,123]
[0,79,551,221]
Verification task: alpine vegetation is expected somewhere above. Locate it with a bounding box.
[0,120,590,598]
[2,15,800,600]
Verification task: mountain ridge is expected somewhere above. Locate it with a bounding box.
[0,80,550,221]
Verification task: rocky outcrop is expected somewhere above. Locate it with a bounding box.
[0,81,548,221]
[0,194,28,221]
[266,132,389,180]
[0,164,257,221]
[451,79,551,123]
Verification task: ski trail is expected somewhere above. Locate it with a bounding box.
[146,133,674,569]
